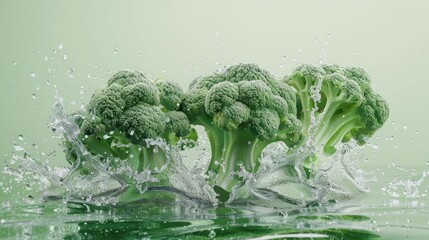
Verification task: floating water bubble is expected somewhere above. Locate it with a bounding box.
[319,51,327,64]
[208,230,216,238]
[58,43,63,50]
[355,51,359,55]
[18,134,24,141]
[63,54,68,60]
[12,61,17,65]
[30,73,36,78]
[67,68,75,78]
[114,47,118,54]
[70,99,76,105]
[23,195,35,204]
[32,93,37,99]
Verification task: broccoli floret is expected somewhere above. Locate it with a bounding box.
[286,64,389,175]
[182,64,301,199]
[65,70,197,195]
[156,79,185,111]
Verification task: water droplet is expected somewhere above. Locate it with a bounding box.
[0,219,5,224]
[58,43,63,49]
[31,94,37,99]
[63,54,68,60]
[165,118,170,123]
[18,134,24,141]
[386,136,394,141]
[30,73,36,78]
[403,125,407,130]
[114,47,118,54]
[103,135,111,140]
[67,68,75,78]
[24,195,35,204]
[355,51,359,55]
[279,64,284,68]
[70,99,76,105]
[129,130,135,136]
[327,33,331,38]
[208,230,216,238]
[319,52,326,64]
[12,61,17,65]
[214,44,219,48]
[138,53,142,57]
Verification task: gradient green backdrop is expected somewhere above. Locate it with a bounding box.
[1,0,428,202]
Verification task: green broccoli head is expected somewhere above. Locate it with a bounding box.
[107,69,151,86]
[65,70,197,189]
[86,83,125,129]
[286,64,389,171]
[186,64,300,143]
[156,79,185,111]
[182,63,301,196]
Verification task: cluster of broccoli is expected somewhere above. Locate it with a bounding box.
[64,63,389,203]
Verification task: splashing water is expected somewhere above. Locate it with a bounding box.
[3,95,368,209]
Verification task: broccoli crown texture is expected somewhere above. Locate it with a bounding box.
[182,64,302,196]
[286,64,389,171]
[66,70,196,188]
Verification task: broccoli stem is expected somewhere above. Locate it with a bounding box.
[138,145,168,173]
[194,114,225,173]
[209,128,268,197]
[294,77,314,131]
[84,136,118,159]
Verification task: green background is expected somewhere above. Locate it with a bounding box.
[1,0,428,202]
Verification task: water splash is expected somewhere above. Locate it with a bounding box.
[4,95,367,207]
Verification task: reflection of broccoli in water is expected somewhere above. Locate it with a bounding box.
[65,70,197,187]
[63,63,389,203]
